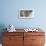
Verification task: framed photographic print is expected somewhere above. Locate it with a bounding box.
[18,9,34,18]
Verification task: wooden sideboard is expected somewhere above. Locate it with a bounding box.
[2,32,45,46]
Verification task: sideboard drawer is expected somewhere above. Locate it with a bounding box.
[3,32,23,36]
[24,32,45,36]
[32,36,45,44]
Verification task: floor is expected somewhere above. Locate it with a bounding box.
[0,44,2,46]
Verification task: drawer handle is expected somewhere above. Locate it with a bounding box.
[9,38,12,40]
[9,38,13,40]
[32,39,36,40]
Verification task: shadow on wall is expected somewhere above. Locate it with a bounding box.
[0,24,7,43]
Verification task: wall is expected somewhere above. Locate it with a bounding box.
[0,0,46,31]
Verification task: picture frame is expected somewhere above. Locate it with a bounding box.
[18,9,34,18]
